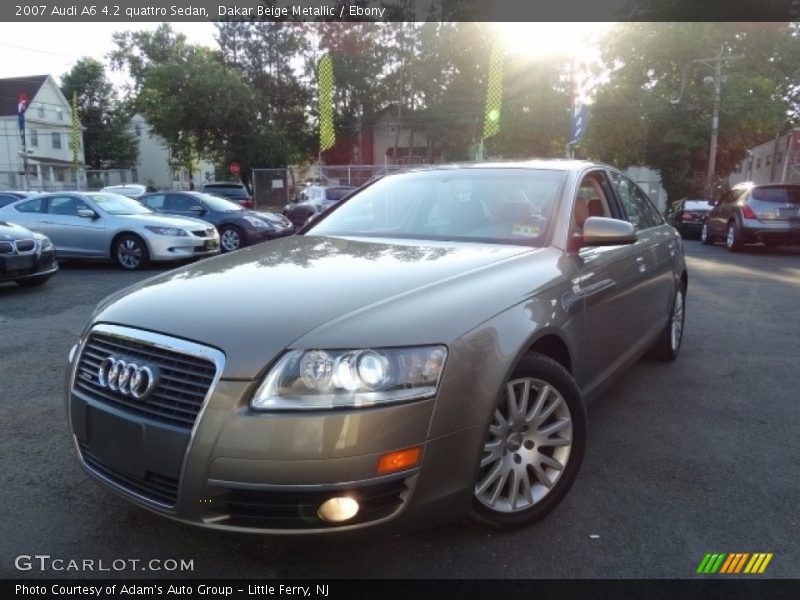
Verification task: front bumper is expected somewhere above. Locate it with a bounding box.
[0,248,58,283]
[67,326,478,534]
[146,231,221,261]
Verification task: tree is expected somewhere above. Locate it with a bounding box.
[60,58,139,170]
[583,23,797,199]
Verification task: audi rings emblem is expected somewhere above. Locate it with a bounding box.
[97,357,158,400]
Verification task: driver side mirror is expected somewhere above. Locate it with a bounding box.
[190,205,206,214]
[581,217,637,247]
[77,208,98,219]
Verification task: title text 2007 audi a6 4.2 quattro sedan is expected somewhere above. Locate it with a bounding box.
[66,161,687,534]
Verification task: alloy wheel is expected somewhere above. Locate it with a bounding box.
[221,228,241,252]
[670,287,685,352]
[475,377,573,513]
[118,239,142,269]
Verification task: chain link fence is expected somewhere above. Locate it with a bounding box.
[251,164,412,210]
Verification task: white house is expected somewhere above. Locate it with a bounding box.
[728,129,800,187]
[0,74,85,191]
[87,114,216,191]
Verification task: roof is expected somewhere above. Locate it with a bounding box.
[0,75,48,116]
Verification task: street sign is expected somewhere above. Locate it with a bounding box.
[229,162,240,176]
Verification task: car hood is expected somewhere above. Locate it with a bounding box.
[115,213,213,229]
[248,210,288,224]
[0,221,37,240]
[92,235,555,379]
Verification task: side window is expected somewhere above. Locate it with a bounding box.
[144,194,165,210]
[610,173,658,230]
[165,194,194,211]
[572,172,612,231]
[15,197,46,213]
[49,196,89,216]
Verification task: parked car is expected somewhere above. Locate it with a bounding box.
[139,191,293,252]
[201,182,254,209]
[283,185,356,229]
[0,191,40,208]
[702,182,800,251]
[66,161,686,534]
[0,220,58,286]
[100,184,149,199]
[0,192,220,270]
[665,198,714,238]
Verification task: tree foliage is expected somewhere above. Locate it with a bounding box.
[60,58,139,170]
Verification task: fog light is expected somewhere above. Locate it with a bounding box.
[317,496,360,523]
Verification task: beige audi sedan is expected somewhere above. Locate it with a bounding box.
[67,161,687,534]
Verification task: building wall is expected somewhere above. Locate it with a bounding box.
[371,111,430,165]
[728,131,799,186]
[0,76,85,191]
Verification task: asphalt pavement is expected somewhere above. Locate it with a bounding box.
[1,242,798,579]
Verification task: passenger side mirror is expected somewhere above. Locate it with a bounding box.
[582,217,637,247]
[77,208,98,219]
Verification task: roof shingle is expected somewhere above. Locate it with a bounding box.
[0,75,48,116]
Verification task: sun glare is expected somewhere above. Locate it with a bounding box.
[494,22,613,60]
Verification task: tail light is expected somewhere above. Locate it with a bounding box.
[741,204,757,219]
[680,212,693,222]
[242,198,254,209]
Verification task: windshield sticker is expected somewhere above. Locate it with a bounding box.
[512,224,540,237]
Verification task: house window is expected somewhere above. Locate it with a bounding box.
[56,169,65,182]
[131,168,138,183]
[120,171,127,183]
[756,157,761,169]
[776,152,783,164]
[134,124,141,136]
[56,108,63,121]
[52,132,62,149]
[766,154,772,167]
[38,104,44,118]
[30,129,38,147]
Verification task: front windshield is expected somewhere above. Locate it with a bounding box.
[307,168,566,246]
[89,193,153,215]
[192,192,243,212]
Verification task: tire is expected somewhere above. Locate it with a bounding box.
[113,234,150,270]
[15,274,52,287]
[219,225,244,253]
[725,220,744,253]
[469,353,586,530]
[648,280,686,361]
[701,222,714,245]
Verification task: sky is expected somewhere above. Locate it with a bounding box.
[0,22,218,87]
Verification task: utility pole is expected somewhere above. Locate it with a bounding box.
[671,45,743,197]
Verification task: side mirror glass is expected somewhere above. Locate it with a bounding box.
[77,208,98,219]
[582,217,637,247]
[190,205,206,213]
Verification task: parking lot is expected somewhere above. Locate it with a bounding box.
[1,241,798,579]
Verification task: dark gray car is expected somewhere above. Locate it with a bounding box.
[139,191,294,252]
[702,182,800,250]
[66,161,687,535]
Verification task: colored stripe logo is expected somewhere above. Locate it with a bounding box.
[696,552,773,574]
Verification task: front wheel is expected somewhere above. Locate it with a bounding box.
[114,234,149,270]
[469,353,586,530]
[219,226,243,253]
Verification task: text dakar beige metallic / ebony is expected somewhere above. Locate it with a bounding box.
[67,162,687,534]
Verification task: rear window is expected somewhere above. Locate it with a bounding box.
[683,200,712,210]
[204,184,248,198]
[751,186,800,204]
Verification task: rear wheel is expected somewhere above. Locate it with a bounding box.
[725,220,744,252]
[114,234,149,270]
[469,353,586,530]
[701,222,714,245]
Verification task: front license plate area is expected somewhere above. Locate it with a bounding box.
[3,254,35,271]
[86,405,144,477]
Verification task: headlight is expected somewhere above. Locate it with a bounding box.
[34,235,53,251]
[243,215,271,228]
[145,226,188,236]
[251,346,447,411]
